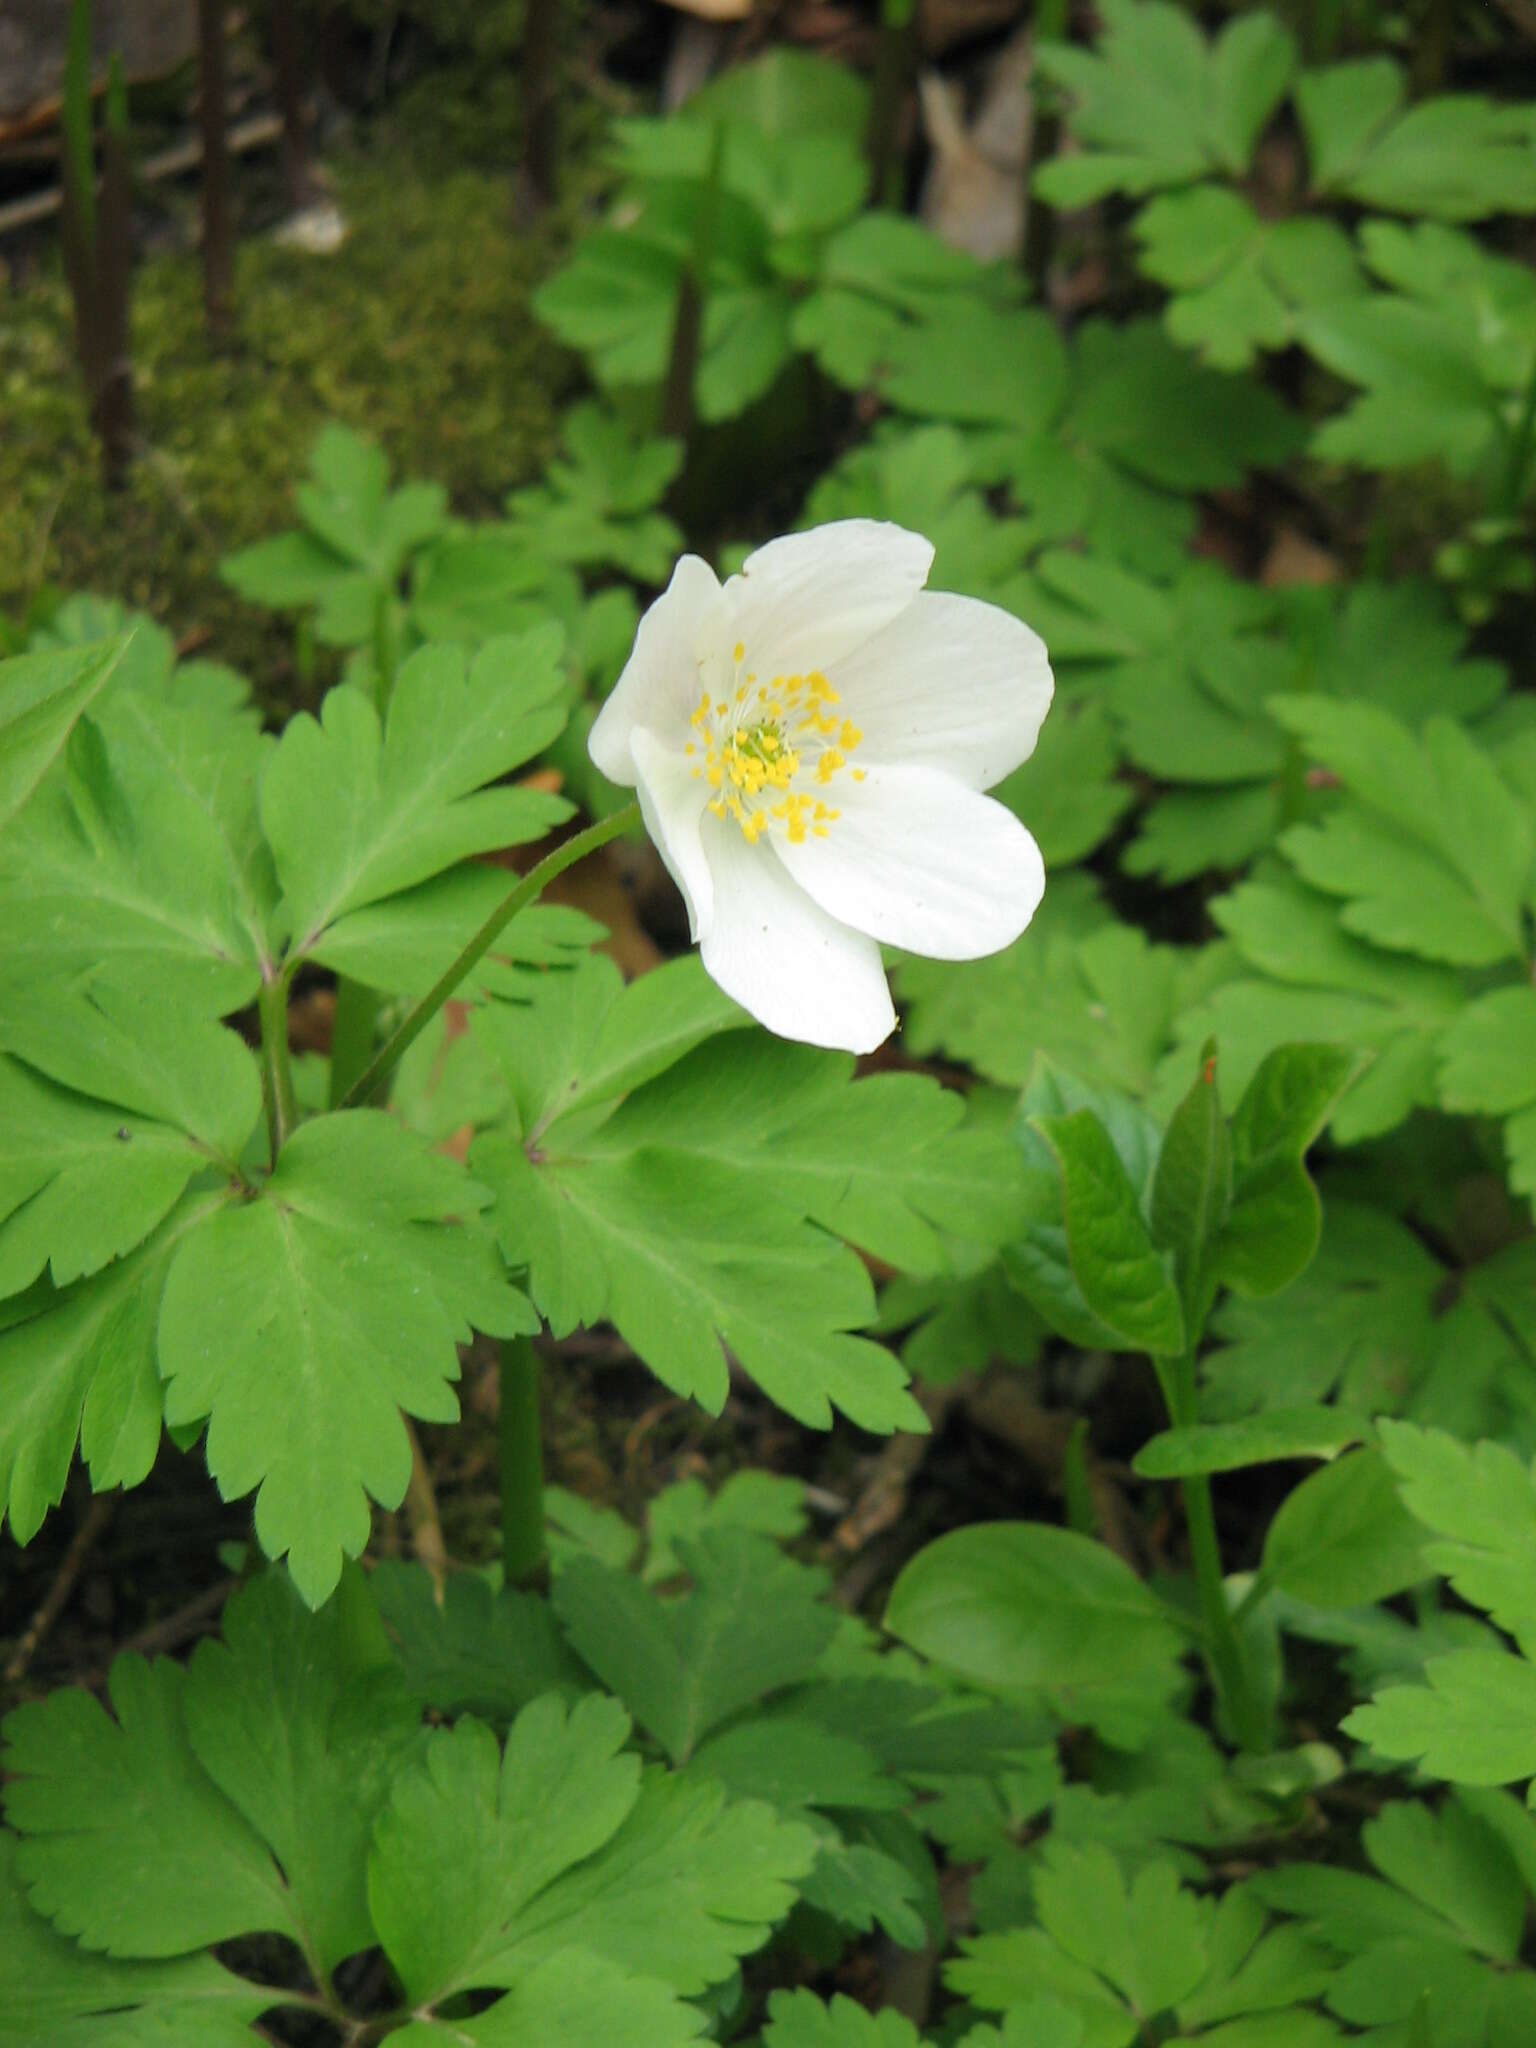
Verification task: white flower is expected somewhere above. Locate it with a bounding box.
[588,520,1054,1054]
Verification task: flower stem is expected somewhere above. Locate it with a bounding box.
[1156,1348,1269,1754]
[258,971,298,1165]
[499,1336,547,1586]
[338,802,641,1111]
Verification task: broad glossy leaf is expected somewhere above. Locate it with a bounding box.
[1135,1406,1370,1479]
[885,1523,1185,1691]
[1032,1111,1185,1356]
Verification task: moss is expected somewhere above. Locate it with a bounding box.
[0,151,589,699]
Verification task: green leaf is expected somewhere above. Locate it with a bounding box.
[1346,1649,1536,1788]
[991,698,1133,870]
[0,638,131,835]
[367,1696,640,2002]
[371,1561,587,1722]
[391,1952,707,2048]
[0,1043,248,1297]
[1377,1420,1536,1651]
[1438,987,1536,1118]
[552,1533,839,1764]
[1299,57,1536,220]
[1179,876,1464,1145]
[535,230,684,390]
[0,978,261,1169]
[158,1112,535,1606]
[0,1194,221,1544]
[1136,188,1362,371]
[1215,1044,1358,1298]
[643,1469,807,1582]
[1149,1045,1231,1333]
[885,1523,1185,1692]
[1261,1448,1426,1608]
[1033,0,1293,202]
[0,1832,269,2048]
[950,1848,1208,2048]
[1135,1406,1370,1479]
[897,882,1213,1097]
[260,632,570,956]
[1032,1111,1186,1355]
[367,1696,817,2002]
[505,402,683,580]
[689,1718,903,1814]
[1298,223,1536,481]
[181,1571,424,1972]
[685,48,871,142]
[0,703,267,1016]
[1437,987,1536,1205]
[473,959,936,1434]
[762,1989,925,2048]
[1272,700,1533,969]
[2,1656,288,1957]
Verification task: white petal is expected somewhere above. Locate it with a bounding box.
[697,812,896,1054]
[630,727,714,942]
[588,555,729,783]
[828,591,1053,789]
[725,521,935,677]
[773,763,1045,960]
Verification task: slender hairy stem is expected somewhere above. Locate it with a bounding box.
[339,802,641,1110]
[258,972,298,1165]
[1157,1350,1269,1753]
[499,1337,547,1586]
[328,976,382,1109]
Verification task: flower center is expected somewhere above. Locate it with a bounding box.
[686,644,865,846]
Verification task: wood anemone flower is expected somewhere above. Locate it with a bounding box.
[589,520,1054,1053]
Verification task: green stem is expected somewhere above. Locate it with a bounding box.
[499,1336,547,1585]
[328,977,382,1110]
[258,972,298,1165]
[661,123,726,443]
[339,802,641,1111]
[1158,1349,1269,1753]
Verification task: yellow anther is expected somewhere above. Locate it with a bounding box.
[840,721,862,750]
[733,641,745,663]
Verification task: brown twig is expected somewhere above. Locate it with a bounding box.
[4,1493,117,1685]
[402,1419,449,1598]
[197,0,234,338]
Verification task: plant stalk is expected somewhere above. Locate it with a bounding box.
[661,124,726,442]
[196,0,233,339]
[1158,1349,1269,1753]
[499,1337,547,1585]
[339,802,641,1110]
[258,972,298,1164]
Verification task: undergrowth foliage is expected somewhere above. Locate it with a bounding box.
[4,6,1536,2044]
